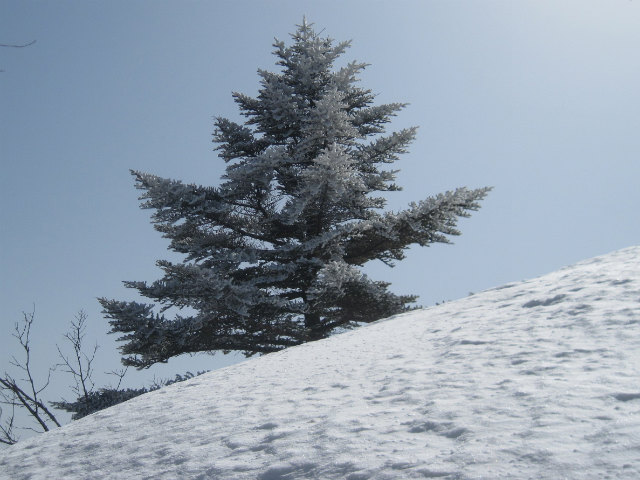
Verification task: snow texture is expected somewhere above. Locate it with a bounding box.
[2,246,639,479]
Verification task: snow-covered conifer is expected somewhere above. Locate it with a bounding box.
[100,21,490,368]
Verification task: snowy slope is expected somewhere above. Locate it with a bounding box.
[1,247,639,479]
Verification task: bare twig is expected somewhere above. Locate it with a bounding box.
[57,311,97,401]
[0,405,17,445]
[106,367,128,390]
[0,376,60,431]
[0,40,36,48]
[0,307,61,444]
[0,39,36,72]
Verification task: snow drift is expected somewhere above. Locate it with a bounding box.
[1,246,639,479]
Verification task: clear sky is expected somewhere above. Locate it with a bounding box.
[1,0,639,427]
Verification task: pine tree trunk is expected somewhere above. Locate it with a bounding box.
[304,312,323,341]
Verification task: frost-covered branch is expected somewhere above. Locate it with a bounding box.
[343,187,492,266]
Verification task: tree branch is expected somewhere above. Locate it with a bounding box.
[0,307,62,443]
[56,310,97,400]
[0,404,17,445]
[0,40,36,48]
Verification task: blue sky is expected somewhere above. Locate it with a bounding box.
[1,1,639,426]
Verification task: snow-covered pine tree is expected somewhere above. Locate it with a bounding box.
[100,21,491,368]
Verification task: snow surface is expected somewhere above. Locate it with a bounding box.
[1,246,639,479]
